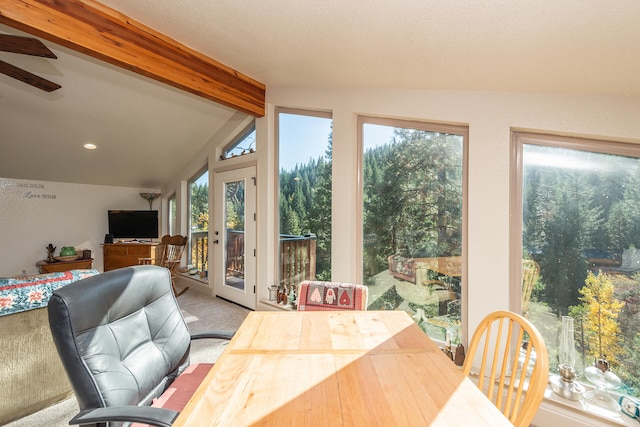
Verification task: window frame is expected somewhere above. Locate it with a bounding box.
[511,129,640,416]
[274,106,333,290]
[187,166,209,269]
[357,115,469,344]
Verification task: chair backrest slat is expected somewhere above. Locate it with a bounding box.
[502,325,520,420]
[495,319,514,412]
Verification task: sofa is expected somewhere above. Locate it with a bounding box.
[0,269,99,424]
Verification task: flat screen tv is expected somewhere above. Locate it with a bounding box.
[108,210,159,239]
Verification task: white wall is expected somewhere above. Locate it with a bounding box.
[0,178,160,276]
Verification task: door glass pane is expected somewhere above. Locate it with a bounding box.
[189,170,208,273]
[522,142,640,397]
[363,122,464,343]
[277,111,332,302]
[225,179,245,290]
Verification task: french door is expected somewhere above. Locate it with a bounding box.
[212,167,256,309]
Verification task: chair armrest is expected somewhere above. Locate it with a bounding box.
[70,406,178,427]
[191,331,235,341]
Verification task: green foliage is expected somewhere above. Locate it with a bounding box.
[522,147,640,315]
[363,129,463,277]
[578,271,624,367]
[523,147,640,395]
[307,139,333,280]
[606,165,640,250]
[279,133,332,279]
[279,126,464,281]
[225,180,245,231]
[190,180,209,231]
[567,304,589,372]
[523,163,601,314]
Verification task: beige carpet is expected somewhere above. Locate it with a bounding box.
[5,290,250,427]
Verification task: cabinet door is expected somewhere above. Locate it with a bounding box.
[104,244,157,270]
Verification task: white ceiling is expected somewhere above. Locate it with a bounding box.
[98,0,640,94]
[2,0,639,188]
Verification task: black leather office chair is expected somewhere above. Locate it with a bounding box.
[48,265,234,427]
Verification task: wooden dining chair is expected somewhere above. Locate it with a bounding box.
[163,235,189,296]
[462,310,548,427]
[138,234,170,266]
[297,280,369,311]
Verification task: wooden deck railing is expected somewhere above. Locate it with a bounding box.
[226,230,245,277]
[280,234,316,292]
[190,231,316,290]
[191,231,208,272]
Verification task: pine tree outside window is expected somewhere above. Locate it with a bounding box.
[514,131,640,398]
[276,108,332,295]
[360,116,468,344]
[188,168,209,272]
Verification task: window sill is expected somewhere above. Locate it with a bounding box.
[259,299,294,311]
[176,272,208,285]
[537,382,634,427]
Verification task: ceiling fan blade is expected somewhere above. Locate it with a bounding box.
[0,34,57,59]
[0,60,61,92]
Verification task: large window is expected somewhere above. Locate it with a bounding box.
[361,117,467,343]
[277,109,332,298]
[515,132,640,399]
[189,169,209,273]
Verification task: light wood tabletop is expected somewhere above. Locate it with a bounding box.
[173,310,511,426]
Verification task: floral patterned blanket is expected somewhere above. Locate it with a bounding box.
[0,269,99,317]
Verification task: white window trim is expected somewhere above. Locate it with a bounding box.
[274,107,333,287]
[511,129,640,427]
[357,115,469,344]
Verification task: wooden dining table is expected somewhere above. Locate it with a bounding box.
[172,310,511,426]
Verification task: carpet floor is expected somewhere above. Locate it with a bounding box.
[5,289,250,427]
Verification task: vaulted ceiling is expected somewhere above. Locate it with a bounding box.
[0,21,248,188]
[1,0,639,188]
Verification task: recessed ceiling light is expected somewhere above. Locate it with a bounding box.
[83,143,97,150]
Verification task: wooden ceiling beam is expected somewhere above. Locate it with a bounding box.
[0,0,265,117]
